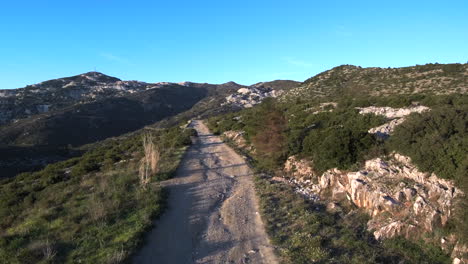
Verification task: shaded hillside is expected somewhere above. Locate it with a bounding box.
[283,63,467,100]
[0,84,207,146]
[155,80,300,128]
[0,145,81,179]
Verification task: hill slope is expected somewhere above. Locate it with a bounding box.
[0,73,297,178]
[0,84,208,146]
[283,63,467,100]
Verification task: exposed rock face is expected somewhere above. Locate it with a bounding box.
[357,106,430,137]
[357,105,430,119]
[282,154,466,262]
[367,118,406,138]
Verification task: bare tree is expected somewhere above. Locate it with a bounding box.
[139,133,160,186]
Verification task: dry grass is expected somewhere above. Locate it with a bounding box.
[139,133,160,186]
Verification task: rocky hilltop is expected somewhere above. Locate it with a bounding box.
[222,80,300,108]
[0,72,151,125]
[223,86,283,108]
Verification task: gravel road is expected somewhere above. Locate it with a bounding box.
[133,120,278,264]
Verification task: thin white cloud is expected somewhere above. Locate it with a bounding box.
[283,57,314,67]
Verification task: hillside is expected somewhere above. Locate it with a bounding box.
[283,63,468,100]
[0,123,195,263]
[205,63,468,263]
[0,72,147,125]
[1,62,466,263]
[0,84,208,146]
[208,93,467,263]
[0,73,295,178]
[0,73,295,147]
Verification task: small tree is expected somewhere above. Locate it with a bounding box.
[139,133,160,186]
[251,101,288,169]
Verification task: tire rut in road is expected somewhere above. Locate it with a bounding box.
[133,120,278,264]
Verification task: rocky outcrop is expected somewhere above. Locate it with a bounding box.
[284,156,317,180]
[367,118,406,138]
[222,130,253,152]
[281,153,466,262]
[357,105,430,119]
[357,106,430,137]
[223,87,283,108]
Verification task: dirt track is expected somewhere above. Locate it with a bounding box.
[133,120,277,264]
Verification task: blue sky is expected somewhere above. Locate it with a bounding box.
[1,0,467,88]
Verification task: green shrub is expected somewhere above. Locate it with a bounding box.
[0,124,192,263]
[388,105,467,182]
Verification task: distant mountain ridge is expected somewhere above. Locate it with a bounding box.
[0,72,297,177]
[0,73,295,154]
[1,63,465,177]
[0,72,242,125]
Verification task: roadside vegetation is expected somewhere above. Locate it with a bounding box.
[255,175,451,264]
[0,126,195,263]
[208,94,467,177]
[208,93,467,263]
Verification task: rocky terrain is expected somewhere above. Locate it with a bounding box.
[223,86,283,108]
[282,153,466,263]
[222,126,467,262]
[222,80,299,108]
[215,98,466,263]
[357,105,430,137]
